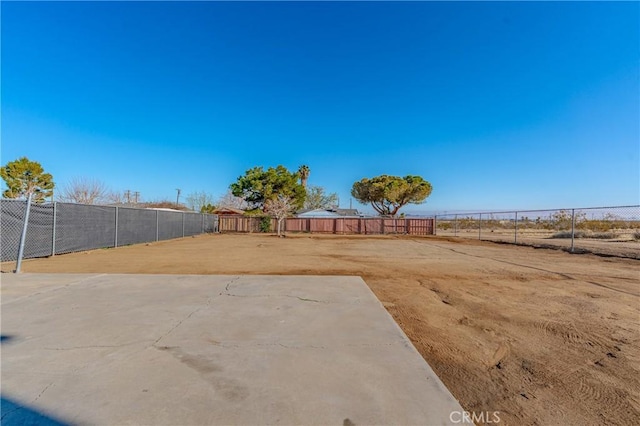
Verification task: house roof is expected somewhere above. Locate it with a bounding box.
[213,206,246,215]
[333,209,360,216]
[297,209,342,218]
[296,208,361,218]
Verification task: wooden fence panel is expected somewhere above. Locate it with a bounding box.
[382,218,406,234]
[309,219,335,233]
[364,219,382,234]
[407,218,433,235]
[338,219,361,234]
[219,216,262,233]
[284,218,307,232]
[218,216,434,235]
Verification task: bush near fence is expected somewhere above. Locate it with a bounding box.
[218,216,434,235]
[1,200,219,262]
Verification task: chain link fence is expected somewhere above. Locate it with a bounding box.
[4,200,637,264]
[434,205,640,259]
[1,199,219,264]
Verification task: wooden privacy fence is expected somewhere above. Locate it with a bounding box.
[218,216,434,235]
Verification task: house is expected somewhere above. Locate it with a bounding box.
[296,208,362,218]
[213,207,246,215]
[332,208,361,217]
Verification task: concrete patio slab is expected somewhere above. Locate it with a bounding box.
[1,273,464,425]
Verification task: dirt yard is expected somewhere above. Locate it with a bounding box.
[3,234,639,425]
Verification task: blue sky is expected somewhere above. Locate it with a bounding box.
[2,1,638,214]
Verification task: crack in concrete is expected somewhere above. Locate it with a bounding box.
[34,382,53,401]
[2,274,108,306]
[210,341,402,350]
[153,308,201,346]
[221,276,328,303]
[43,342,140,351]
[152,291,221,347]
[223,276,241,294]
[225,293,328,303]
[256,342,328,349]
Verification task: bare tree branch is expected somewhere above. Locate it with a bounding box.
[217,189,248,210]
[264,195,294,236]
[59,177,111,205]
[185,191,215,212]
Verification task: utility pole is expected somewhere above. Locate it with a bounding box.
[133,191,140,204]
[125,190,131,204]
[176,188,181,205]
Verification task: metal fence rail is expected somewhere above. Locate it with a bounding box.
[434,205,640,259]
[218,216,435,235]
[1,200,219,263]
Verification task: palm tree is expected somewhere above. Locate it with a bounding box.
[298,165,310,188]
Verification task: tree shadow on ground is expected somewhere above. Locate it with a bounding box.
[1,396,72,425]
[0,335,14,343]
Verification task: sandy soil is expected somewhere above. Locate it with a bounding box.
[3,234,639,425]
[436,229,640,259]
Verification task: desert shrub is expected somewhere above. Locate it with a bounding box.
[588,232,619,239]
[578,213,629,232]
[578,220,611,232]
[549,210,587,230]
[550,231,587,239]
[458,217,477,230]
[438,222,452,230]
[483,218,501,230]
[550,231,618,239]
[578,219,623,232]
[633,231,640,241]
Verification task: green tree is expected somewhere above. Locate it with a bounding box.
[304,185,339,210]
[351,175,432,216]
[230,165,306,211]
[1,157,54,202]
[200,203,217,214]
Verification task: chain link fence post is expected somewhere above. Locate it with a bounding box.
[514,211,518,244]
[51,201,57,256]
[156,210,159,241]
[570,208,575,253]
[114,206,119,248]
[182,212,185,237]
[15,193,34,273]
[454,214,458,236]
[434,215,437,236]
[479,213,482,240]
